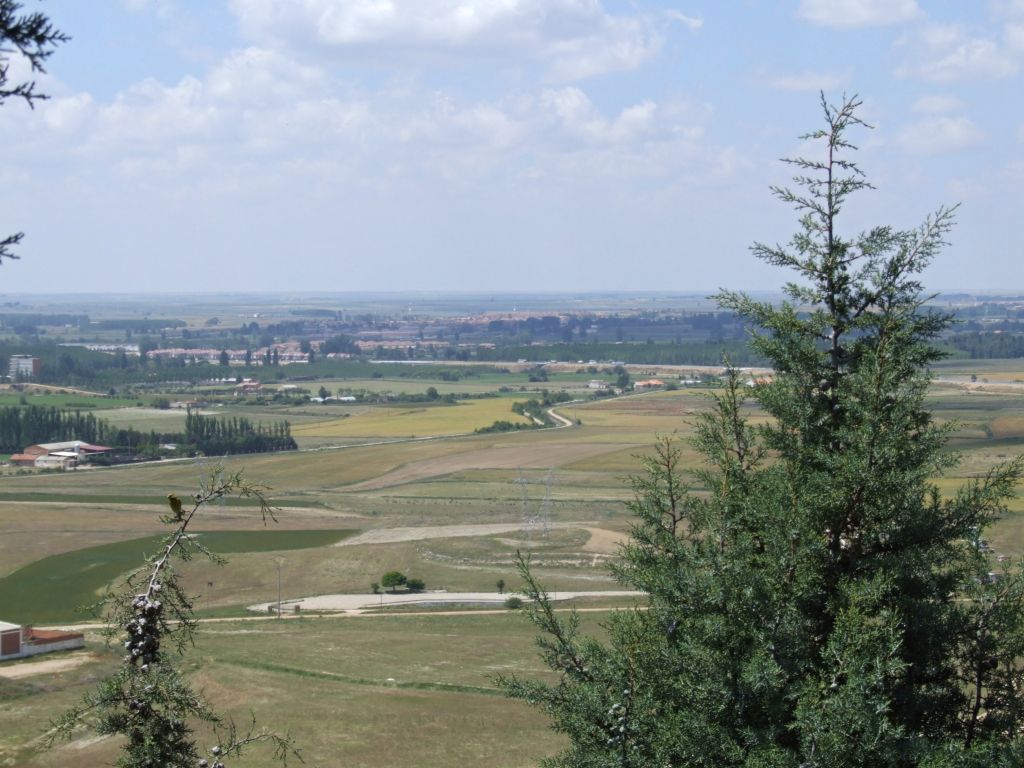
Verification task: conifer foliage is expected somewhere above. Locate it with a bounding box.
[50,469,300,768]
[502,96,1024,767]
[0,0,67,263]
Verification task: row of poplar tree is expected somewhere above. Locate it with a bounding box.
[0,405,295,456]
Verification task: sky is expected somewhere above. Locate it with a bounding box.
[1,0,1023,294]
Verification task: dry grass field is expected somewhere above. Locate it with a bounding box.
[2,614,578,768]
[2,374,1023,767]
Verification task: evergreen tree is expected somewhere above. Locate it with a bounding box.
[1,1,67,263]
[502,95,1024,767]
[50,470,300,767]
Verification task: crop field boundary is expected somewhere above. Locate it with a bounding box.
[221,658,504,697]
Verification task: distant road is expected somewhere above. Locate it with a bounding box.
[251,589,644,613]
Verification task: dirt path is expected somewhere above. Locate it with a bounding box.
[0,651,96,679]
[0,382,106,397]
[41,598,646,633]
[547,406,575,427]
[334,521,585,546]
[934,378,1024,394]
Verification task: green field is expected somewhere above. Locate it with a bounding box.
[0,392,140,409]
[0,530,355,624]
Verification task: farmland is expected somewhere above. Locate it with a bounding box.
[1,358,1023,767]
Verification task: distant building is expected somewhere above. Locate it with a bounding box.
[0,622,20,658]
[23,440,113,458]
[634,379,665,389]
[0,621,84,661]
[34,454,78,471]
[9,441,113,470]
[234,379,262,396]
[8,355,40,380]
[588,380,610,390]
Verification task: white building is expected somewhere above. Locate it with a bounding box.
[0,621,85,660]
[8,355,40,380]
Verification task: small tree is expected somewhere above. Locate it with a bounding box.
[371,582,380,595]
[406,577,425,592]
[381,571,407,593]
[502,95,1024,767]
[614,367,630,390]
[496,578,506,595]
[49,470,300,767]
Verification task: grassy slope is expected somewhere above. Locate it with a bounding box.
[0,530,355,624]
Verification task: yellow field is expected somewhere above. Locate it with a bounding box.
[989,415,1024,440]
[291,398,532,438]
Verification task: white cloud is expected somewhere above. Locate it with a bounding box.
[41,94,94,133]
[897,23,1020,81]
[896,115,983,154]
[2,43,729,193]
[910,94,963,114]
[541,87,658,144]
[206,48,328,105]
[1006,23,1024,50]
[762,70,846,92]
[797,0,921,29]
[665,10,703,31]
[227,0,662,81]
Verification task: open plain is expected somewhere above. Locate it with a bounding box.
[1,362,1023,767]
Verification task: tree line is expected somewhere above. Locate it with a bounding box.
[472,339,766,366]
[183,408,296,455]
[947,331,1024,359]
[0,404,295,456]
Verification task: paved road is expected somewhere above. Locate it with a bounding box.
[250,589,645,613]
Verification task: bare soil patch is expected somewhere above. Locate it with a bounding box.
[581,527,628,554]
[0,651,95,679]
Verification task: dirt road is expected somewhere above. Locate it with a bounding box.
[334,522,587,546]
[0,651,96,679]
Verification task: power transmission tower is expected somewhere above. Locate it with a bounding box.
[518,469,554,542]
